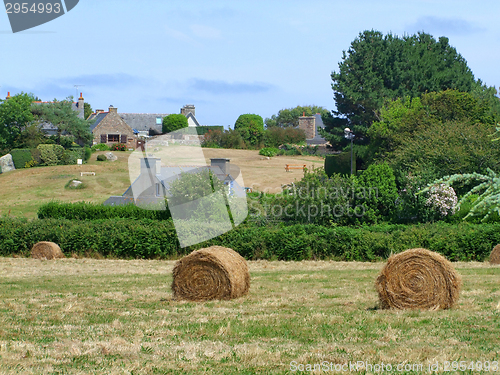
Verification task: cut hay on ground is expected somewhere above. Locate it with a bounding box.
[172,246,250,301]
[375,248,461,310]
[490,244,500,265]
[31,241,65,260]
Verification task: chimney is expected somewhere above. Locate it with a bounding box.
[6,92,11,100]
[180,104,195,117]
[95,109,104,114]
[211,158,230,176]
[77,93,85,118]
[109,105,117,113]
[140,157,161,176]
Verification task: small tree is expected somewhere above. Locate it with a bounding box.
[162,114,188,134]
[234,114,264,147]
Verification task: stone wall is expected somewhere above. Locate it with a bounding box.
[298,116,316,139]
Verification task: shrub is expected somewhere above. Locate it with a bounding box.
[234,114,264,146]
[110,143,126,151]
[263,127,306,148]
[259,147,279,157]
[84,147,92,161]
[37,144,64,166]
[324,152,354,176]
[162,114,188,134]
[37,201,171,221]
[96,154,107,161]
[91,143,111,152]
[10,149,33,169]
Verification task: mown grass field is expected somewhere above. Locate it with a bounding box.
[0,148,324,219]
[0,258,499,374]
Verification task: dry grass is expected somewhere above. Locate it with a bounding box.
[0,149,324,218]
[0,258,499,374]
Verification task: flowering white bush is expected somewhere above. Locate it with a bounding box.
[425,183,458,216]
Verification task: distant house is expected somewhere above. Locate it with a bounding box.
[88,104,202,147]
[104,157,240,206]
[3,91,86,137]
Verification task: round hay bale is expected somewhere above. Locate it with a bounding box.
[172,246,250,301]
[489,244,500,265]
[31,241,65,260]
[375,248,461,310]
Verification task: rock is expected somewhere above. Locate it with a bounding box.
[0,154,15,173]
[68,180,83,188]
[105,152,118,162]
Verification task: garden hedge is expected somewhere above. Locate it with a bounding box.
[1,218,498,261]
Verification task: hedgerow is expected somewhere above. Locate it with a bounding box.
[1,218,498,261]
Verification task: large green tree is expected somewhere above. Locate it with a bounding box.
[325,30,478,147]
[234,114,264,146]
[32,97,93,146]
[265,105,329,128]
[0,92,36,150]
[162,114,188,134]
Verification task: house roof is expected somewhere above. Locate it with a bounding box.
[119,113,169,133]
[88,112,109,132]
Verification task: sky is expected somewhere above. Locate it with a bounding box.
[1,0,500,128]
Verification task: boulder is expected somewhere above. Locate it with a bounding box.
[105,152,118,162]
[0,154,15,173]
[68,180,83,188]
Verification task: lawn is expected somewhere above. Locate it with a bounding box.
[0,258,498,374]
[0,149,324,219]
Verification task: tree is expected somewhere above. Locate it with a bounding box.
[234,114,264,146]
[367,90,495,162]
[162,114,188,134]
[265,105,329,128]
[325,30,478,147]
[0,92,36,150]
[84,102,93,120]
[32,97,93,146]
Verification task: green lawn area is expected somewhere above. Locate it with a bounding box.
[0,259,499,374]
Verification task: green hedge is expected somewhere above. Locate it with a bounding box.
[325,152,355,176]
[37,144,64,166]
[10,149,33,169]
[1,218,498,261]
[37,201,171,221]
[196,126,224,135]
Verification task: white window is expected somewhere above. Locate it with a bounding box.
[156,117,162,125]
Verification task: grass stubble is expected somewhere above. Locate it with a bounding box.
[0,258,499,374]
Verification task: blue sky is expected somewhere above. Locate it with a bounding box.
[1,0,499,128]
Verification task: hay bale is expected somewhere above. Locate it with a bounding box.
[31,241,65,260]
[172,246,250,301]
[490,244,500,265]
[375,248,461,310]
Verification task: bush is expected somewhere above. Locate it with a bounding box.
[91,143,111,152]
[162,114,188,134]
[324,152,354,176]
[37,144,64,166]
[110,143,126,151]
[84,146,92,161]
[234,114,264,146]
[10,149,33,169]
[263,127,306,148]
[1,217,498,261]
[195,126,224,135]
[259,147,279,157]
[96,154,107,161]
[37,201,171,221]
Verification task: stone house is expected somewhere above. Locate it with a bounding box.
[298,113,328,146]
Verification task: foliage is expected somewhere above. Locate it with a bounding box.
[84,146,92,161]
[325,30,478,148]
[96,154,107,161]
[421,168,500,223]
[37,201,171,221]
[356,163,398,222]
[265,105,329,128]
[37,144,64,166]
[84,102,93,120]
[0,92,36,150]
[110,143,127,151]
[194,125,223,135]
[162,114,188,134]
[12,123,47,149]
[201,128,247,149]
[263,126,306,148]
[10,148,34,169]
[259,147,279,157]
[1,217,499,261]
[424,184,458,217]
[166,169,229,222]
[234,114,264,146]
[91,143,111,152]
[31,96,93,146]
[324,152,354,177]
